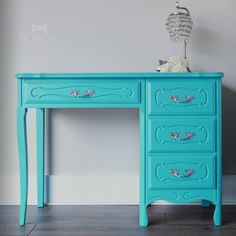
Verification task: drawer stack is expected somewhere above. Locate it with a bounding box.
[146,79,217,203]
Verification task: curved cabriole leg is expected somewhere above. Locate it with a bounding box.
[139,205,148,227]
[213,203,222,226]
[201,200,211,208]
[17,107,28,226]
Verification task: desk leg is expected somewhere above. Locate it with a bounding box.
[36,108,45,208]
[139,104,148,227]
[214,79,222,226]
[17,107,28,226]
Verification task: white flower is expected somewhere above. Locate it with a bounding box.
[159,63,171,72]
[159,56,188,72]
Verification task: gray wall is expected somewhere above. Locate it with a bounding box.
[0,0,236,204]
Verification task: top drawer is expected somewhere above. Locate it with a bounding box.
[147,80,215,115]
[23,79,141,104]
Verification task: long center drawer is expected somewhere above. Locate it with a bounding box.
[23,79,141,104]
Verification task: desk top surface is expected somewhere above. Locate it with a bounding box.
[16,72,224,79]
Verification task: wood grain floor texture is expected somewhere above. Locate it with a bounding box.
[0,205,235,236]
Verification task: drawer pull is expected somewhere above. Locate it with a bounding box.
[70,89,95,97]
[170,95,195,103]
[170,131,195,141]
[170,169,195,178]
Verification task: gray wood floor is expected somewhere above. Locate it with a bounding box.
[0,205,236,236]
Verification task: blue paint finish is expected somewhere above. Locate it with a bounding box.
[139,80,148,227]
[214,78,222,226]
[148,154,215,189]
[17,106,28,226]
[148,117,216,152]
[146,189,215,205]
[23,79,141,105]
[36,108,45,208]
[202,200,211,208]
[147,80,215,115]
[16,72,223,226]
[16,72,224,79]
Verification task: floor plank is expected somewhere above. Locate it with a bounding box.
[0,205,235,236]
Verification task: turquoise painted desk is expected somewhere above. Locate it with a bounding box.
[16,72,223,226]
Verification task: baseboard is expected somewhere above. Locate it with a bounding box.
[0,174,236,205]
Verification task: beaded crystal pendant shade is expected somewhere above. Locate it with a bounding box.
[166,1,193,59]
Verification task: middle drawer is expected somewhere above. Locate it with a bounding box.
[148,117,216,152]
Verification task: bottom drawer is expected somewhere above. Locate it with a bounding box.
[147,154,215,190]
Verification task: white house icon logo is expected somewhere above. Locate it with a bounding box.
[32,23,48,33]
